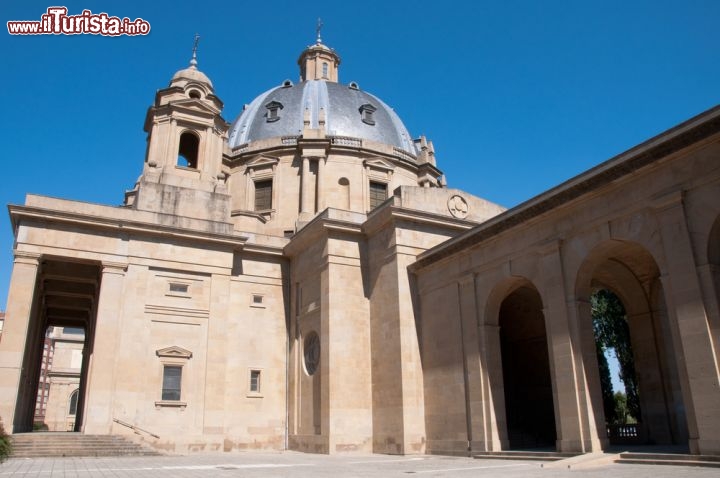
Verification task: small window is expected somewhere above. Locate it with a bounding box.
[68,389,79,415]
[253,294,263,304]
[250,370,261,393]
[178,132,199,168]
[369,181,387,210]
[169,283,189,294]
[254,180,273,211]
[322,62,329,79]
[162,365,182,401]
[188,89,202,99]
[265,101,283,123]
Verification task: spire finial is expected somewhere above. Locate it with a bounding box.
[316,18,323,44]
[190,33,200,68]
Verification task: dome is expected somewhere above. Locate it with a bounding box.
[171,65,213,89]
[228,80,417,155]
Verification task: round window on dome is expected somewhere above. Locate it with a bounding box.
[188,89,202,99]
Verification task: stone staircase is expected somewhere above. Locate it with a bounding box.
[10,433,162,458]
[615,452,720,468]
[473,450,580,462]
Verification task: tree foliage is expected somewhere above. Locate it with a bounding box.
[591,289,641,424]
[0,418,11,463]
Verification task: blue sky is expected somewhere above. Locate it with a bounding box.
[1,0,718,330]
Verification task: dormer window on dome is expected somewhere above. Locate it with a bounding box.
[359,103,377,126]
[265,101,284,123]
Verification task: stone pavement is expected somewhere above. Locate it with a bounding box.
[1,452,718,477]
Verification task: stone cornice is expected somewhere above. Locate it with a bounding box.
[362,201,477,237]
[9,203,248,250]
[411,104,720,273]
[283,209,365,258]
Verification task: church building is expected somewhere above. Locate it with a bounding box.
[1,35,719,456]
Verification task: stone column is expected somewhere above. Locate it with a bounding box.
[82,261,127,434]
[566,298,607,451]
[457,275,486,452]
[653,192,720,455]
[696,263,720,374]
[539,242,592,453]
[0,251,40,432]
[479,324,507,450]
[316,156,325,212]
[300,156,312,217]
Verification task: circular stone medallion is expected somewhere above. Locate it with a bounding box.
[448,195,469,219]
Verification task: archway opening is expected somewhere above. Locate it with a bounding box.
[33,326,86,432]
[591,289,641,443]
[579,240,689,449]
[16,259,99,433]
[177,132,199,169]
[499,285,556,449]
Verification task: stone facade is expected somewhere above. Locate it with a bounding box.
[411,108,720,455]
[0,37,718,456]
[40,327,84,432]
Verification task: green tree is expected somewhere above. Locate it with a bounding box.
[595,338,617,424]
[591,289,640,423]
[0,418,11,463]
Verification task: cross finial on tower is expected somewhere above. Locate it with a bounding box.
[190,33,200,68]
[316,18,323,44]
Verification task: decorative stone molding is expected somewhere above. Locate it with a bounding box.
[156,346,193,360]
[13,251,41,265]
[447,195,469,219]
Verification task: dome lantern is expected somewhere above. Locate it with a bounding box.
[297,20,340,82]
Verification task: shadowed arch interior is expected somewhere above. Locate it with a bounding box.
[178,132,199,169]
[498,284,556,449]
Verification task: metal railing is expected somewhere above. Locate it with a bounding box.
[113,418,160,439]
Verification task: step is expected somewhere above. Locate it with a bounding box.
[10,433,161,458]
[473,450,580,462]
[616,452,720,468]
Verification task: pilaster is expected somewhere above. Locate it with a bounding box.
[82,261,127,434]
[653,192,720,454]
[0,251,41,432]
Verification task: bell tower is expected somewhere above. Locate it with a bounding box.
[125,36,231,224]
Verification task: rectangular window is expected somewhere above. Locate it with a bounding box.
[169,283,189,293]
[250,370,261,393]
[369,181,387,210]
[254,180,273,211]
[162,365,182,401]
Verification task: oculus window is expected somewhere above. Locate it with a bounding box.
[304,332,320,376]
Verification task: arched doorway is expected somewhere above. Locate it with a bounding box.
[577,240,689,449]
[498,283,556,449]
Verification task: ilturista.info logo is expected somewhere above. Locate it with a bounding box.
[7,7,151,36]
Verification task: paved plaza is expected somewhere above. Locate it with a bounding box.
[1,452,718,478]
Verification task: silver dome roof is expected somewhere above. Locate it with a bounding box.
[228,80,418,155]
